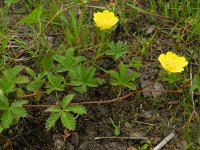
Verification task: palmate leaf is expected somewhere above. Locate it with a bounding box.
[0,77,14,93]
[0,66,27,94]
[3,65,23,78]
[106,41,129,60]
[46,74,65,94]
[110,63,139,90]
[69,65,102,93]
[61,112,76,131]
[1,110,13,129]
[27,71,47,92]
[45,112,61,129]
[66,105,87,115]
[27,79,45,91]
[53,48,84,72]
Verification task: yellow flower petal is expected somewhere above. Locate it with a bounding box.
[158,51,188,73]
[93,10,118,30]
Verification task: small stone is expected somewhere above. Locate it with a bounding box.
[152,83,165,98]
[141,110,152,119]
[140,79,154,98]
[145,25,156,35]
[45,36,54,48]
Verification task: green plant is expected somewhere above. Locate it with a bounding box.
[45,94,87,130]
[130,58,142,69]
[138,140,151,150]
[53,48,84,73]
[20,5,43,25]
[26,68,47,92]
[0,66,29,94]
[162,72,180,84]
[110,63,139,90]
[105,41,129,60]
[190,74,200,94]
[110,118,120,136]
[63,6,90,48]
[68,65,103,93]
[0,90,28,133]
[45,74,65,94]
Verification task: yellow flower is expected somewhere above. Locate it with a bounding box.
[158,51,188,73]
[93,10,119,30]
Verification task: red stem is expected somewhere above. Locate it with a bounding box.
[22,89,180,108]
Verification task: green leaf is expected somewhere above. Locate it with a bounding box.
[20,5,43,25]
[61,111,76,130]
[25,67,36,78]
[163,73,180,84]
[69,65,102,93]
[0,90,9,110]
[53,48,84,73]
[130,58,142,69]
[11,100,28,107]
[0,124,4,133]
[15,76,29,84]
[0,36,11,54]
[10,106,27,118]
[190,74,200,93]
[42,52,54,72]
[27,79,45,91]
[4,0,19,8]
[66,105,87,115]
[0,66,25,94]
[110,118,120,136]
[106,41,129,60]
[1,110,13,129]
[45,106,61,113]
[110,63,139,90]
[45,112,61,129]
[62,94,74,110]
[3,66,23,78]
[46,74,65,94]
[27,71,47,92]
[119,63,127,79]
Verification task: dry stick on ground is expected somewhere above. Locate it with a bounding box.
[190,63,195,107]
[94,136,148,141]
[153,132,175,150]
